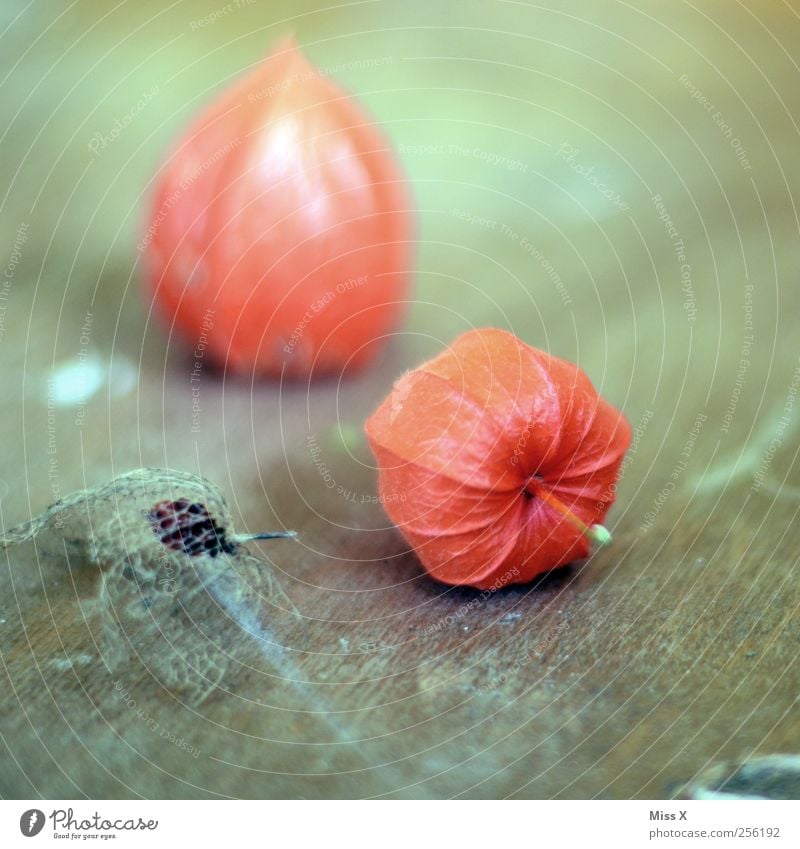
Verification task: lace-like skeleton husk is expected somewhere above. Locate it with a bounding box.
[1,468,296,706]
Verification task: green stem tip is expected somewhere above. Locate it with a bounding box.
[587,524,612,547]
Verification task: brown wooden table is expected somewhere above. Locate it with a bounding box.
[1,0,798,798]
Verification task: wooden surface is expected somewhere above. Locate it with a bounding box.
[1,0,799,799]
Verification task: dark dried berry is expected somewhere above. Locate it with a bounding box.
[146,500,235,558]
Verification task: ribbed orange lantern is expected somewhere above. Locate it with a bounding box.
[142,37,413,377]
[365,328,631,589]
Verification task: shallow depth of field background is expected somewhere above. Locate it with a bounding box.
[1,0,799,799]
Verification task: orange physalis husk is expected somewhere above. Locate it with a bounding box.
[364,328,632,590]
[142,37,414,377]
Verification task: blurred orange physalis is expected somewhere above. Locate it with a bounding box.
[365,328,631,589]
[142,37,413,377]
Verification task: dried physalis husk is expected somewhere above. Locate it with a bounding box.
[678,754,800,800]
[0,468,298,706]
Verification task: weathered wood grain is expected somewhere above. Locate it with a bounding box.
[0,0,798,799]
